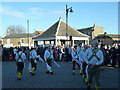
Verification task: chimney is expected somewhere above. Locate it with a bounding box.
[59,16,62,21]
[7,29,11,35]
[93,24,96,27]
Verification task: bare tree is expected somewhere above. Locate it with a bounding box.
[6,25,26,35]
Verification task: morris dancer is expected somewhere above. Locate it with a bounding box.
[29,48,38,75]
[44,46,54,75]
[29,47,44,75]
[71,45,80,75]
[15,48,26,80]
[86,41,104,90]
[79,45,89,83]
[77,44,83,74]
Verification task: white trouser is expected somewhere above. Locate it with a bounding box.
[46,63,52,72]
[59,53,62,60]
[85,65,88,79]
[80,62,83,70]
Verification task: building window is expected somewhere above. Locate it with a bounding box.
[21,38,24,43]
[7,39,10,44]
[22,39,24,43]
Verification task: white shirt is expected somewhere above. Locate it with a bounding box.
[30,50,38,59]
[79,49,87,62]
[29,50,38,63]
[77,47,82,58]
[15,51,26,62]
[44,49,53,61]
[77,47,82,52]
[13,48,18,54]
[86,47,104,65]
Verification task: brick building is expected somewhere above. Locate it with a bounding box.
[3,34,34,47]
[77,24,104,44]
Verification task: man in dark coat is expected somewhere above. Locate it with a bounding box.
[2,48,9,61]
[110,46,116,67]
[37,45,45,60]
[116,45,120,67]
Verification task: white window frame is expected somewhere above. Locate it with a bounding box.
[7,39,10,44]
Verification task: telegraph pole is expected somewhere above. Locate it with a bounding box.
[27,20,29,48]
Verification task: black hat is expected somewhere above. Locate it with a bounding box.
[74,45,77,48]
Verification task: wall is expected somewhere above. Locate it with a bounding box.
[3,37,34,47]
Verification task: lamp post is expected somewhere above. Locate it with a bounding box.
[0,40,2,47]
[27,20,29,48]
[103,32,107,44]
[66,5,73,46]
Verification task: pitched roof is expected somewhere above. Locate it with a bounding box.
[37,21,59,38]
[3,33,33,39]
[77,24,103,31]
[34,19,89,39]
[77,27,94,31]
[57,21,89,37]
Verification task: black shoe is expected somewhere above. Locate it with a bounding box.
[87,82,91,90]
[51,72,53,75]
[30,72,36,75]
[87,85,91,90]
[32,73,36,75]
[30,72,32,75]
[46,71,50,74]
[72,72,75,75]
[80,72,82,75]
[17,77,21,80]
[79,70,82,75]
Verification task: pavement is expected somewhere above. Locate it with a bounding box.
[1,60,120,89]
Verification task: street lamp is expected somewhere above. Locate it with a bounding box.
[0,40,2,47]
[66,5,73,46]
[103,32,107,44]
[27,20,29,48]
